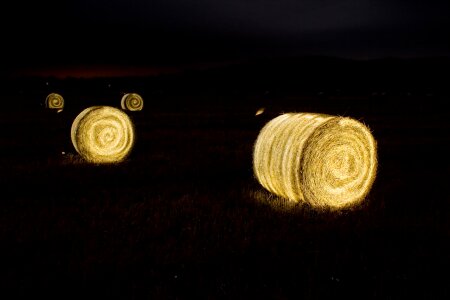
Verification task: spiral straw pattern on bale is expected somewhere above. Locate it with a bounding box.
[71,106,135,163]
[121,93,144,111]
[45,93,64,110]
[253,113,377,209]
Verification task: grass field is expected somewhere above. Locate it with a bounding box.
[0,64,449,298]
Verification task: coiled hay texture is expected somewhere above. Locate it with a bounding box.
[121,93,144,111]
[71,106,135,164]
[45,93,64,110]
[253,113,377,209]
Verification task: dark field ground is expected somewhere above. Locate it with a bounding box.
[0,58,449,299]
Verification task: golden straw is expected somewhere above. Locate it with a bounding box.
[71,106,135,163]
[253,113,377,209]
[45,93,64,110]
[120,93,144,111]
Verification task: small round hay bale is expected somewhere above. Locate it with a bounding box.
[45,93,64,111]
[120,93,144,111]
[253,113,377,209]
[71,106,135,163]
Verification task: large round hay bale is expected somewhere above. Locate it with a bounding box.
[253,113,377,209]
[71,106,135,163]
[45,93,64,110]
[120,93,144,111]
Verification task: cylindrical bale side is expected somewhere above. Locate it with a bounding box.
[253,113,377,209]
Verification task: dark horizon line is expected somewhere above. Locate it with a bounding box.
[4,53,450,80]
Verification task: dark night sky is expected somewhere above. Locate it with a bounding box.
[2,0,450,73]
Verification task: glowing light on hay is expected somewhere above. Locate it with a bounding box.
[71,106,135,163]
[45,93,64,110]
[253,113,377,209]
[255,107,265,116]
[120,93,144,111]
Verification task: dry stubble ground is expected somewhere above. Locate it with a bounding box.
[0,87,448,299]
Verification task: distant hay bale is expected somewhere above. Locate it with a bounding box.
[255,107,265,116]
[71,106,135,163]
[253,113,377,209]
[45,93,64,110]
[121,93,144,111]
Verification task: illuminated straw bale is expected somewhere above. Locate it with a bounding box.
[120,93,144,111]
[253,113,377,209]
[255,107,265,116]
[45,93,64,110]
[71,106,135,163]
